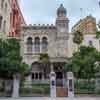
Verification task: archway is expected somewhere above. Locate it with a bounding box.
[31,62,43,80]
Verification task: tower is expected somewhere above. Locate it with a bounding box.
[56,4,69,38]
[55,4,70,57]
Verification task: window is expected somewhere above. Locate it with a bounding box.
[3,20,6,33]
[26,37,33,53]
[35,73,38,79]
[4,3,7,13]
[32,73,34,79]
[34,37,40,53]
[39,73,42,80]
[0,16,2,29]
[1,0,4,9]
[88,40,93,46]
[42,37,48,53]
[32,73,42,80]
[86,23,93,33]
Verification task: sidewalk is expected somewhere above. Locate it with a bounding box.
[0,97,100,100]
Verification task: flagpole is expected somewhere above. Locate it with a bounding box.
[80,8,83,18]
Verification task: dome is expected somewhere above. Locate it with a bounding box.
[57,4,66,16]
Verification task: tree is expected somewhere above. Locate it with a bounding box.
[96,21,100,39]
[96,31,100,39]
[0,38,29,97]
[73,31,84,48]
[98,20,100,29]
[39,53,50,78]
[0,38,29,78]
[65,45,100,79]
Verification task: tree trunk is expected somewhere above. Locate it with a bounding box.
[12,74,20,98]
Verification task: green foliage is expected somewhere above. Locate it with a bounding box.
[0,38,29,78]
[73,31,84,45]
[65,46,100,79]
[98,21,100,29]
[96,31,100,39]
[39,53,50,63]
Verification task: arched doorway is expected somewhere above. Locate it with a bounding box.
[53,62,65,86]
[31,62,43,80]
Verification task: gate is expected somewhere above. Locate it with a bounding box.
[74,79,95,95]
[20,80,50,97]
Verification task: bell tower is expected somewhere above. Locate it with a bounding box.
[56,4,69,38]
[55,4,70,57]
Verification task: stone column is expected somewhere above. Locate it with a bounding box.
[95,72,100,93]
[51,63,54,72]
[63,72,65,87]
[12,74,20,98]
[42,73,44,80]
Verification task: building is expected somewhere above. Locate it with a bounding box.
[0,0,25,37]
[72,15,97,34]
[20,4,70,86]
[71,15,100,52]
[0,0,11,35]
[9,0,26,37]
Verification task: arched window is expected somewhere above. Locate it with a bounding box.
[27,37,33,53]
[3,20,6,33]
[34,37,40,53]
[88,40,93,46]
[0,16,3,29]
[42,37,48,53]
[1,0,4,9]
[5,3,7,13]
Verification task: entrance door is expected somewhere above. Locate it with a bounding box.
[56,72,63,79]
[56,72,63,86]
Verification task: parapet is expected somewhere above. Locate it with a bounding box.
[22,24,56,30]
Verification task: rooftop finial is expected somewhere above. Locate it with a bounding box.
[57,3,66,17]
[60,3,63,7]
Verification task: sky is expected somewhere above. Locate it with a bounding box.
[20,0,100,31]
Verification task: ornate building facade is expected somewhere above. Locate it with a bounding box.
[72,15,97,34]
[71,15,100,52]
[9,0,26,37]
[20,4,70,86]
[0,0,25,37]
[0,0,11,35]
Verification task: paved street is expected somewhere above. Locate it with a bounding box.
[0,97,100,100]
